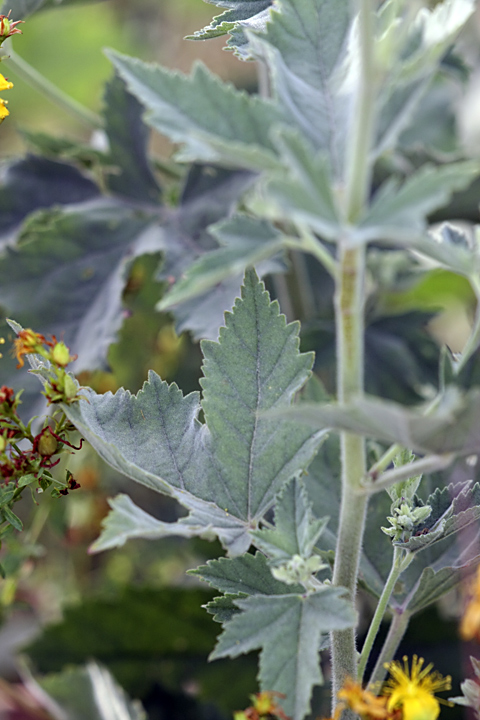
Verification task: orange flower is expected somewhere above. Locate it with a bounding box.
[461,565,480,642]
[13,329,47,367]
[0,11,24,43]
[337,678,390,720]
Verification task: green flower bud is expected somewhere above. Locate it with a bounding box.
[51,341,72,367]
[37,429,58,457]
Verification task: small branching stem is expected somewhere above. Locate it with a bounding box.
[367,608,411,689]
[357,547,413,683]
[2,45,103,128]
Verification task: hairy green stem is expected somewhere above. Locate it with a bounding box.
[357,548,412,682]
[367,609,411,690]
[3,46,103,128]
[330,0,377,707]
[331,245,368,703]
[368,443,402,479]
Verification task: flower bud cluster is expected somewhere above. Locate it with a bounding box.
[0,11,23,45]
[0,385,82,501]
[381,497,432,542]
[13,328,81,405]
[0,329,84,533]
[271,554,326,586]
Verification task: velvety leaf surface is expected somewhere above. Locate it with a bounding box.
[304,437,394,597]
[0,200,159,372]
[191,551,302,596]
[65,271,323,553]
[263,129,341,239]
[90,494,206,553]
[373,0,475,156]
[156,164,260,340]
[392,519,480,614]
[211,588,355,720]
[188,0,272,50]
[250,477,328,562]
[103,74,161,203]
[158,215,286,311]
[356,163,479,245]
[106,50,284,170]
[254,0,350,172]
[398,482,480,553]
[200,269,323,520]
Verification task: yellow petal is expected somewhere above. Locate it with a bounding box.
[0,98,9,119]
[402,693,440,720]
[0,73,12,91]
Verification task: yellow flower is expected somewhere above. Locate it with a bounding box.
[460,564,480,641]
[0,73,13,91]
[383,655,451,720]
[0,73,13,123]
[337,678,390,720]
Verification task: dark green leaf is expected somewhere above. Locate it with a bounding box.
[0,155,98,242]
[2,506,22,531]
[103,74,161,203]
[0,201,158,372]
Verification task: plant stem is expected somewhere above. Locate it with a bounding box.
[330,0,377,706]
[357,547,412,682]
[296,225,339,279]
[368,443,402,479]
[361,452,455,495]
[331,245,368,702]
[367,608,411,690]
[3,46,103,129]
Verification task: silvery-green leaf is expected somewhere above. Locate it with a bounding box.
[210,588,355,720]
[191,551,302,596]
[106,50,284,170]
[250,477,328,563]
[262,128,341,240]
[64,271,323,554]
[355,163,480,245]
[251,0,351,170]
[90,494,211,553]
[158,216,287,311]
